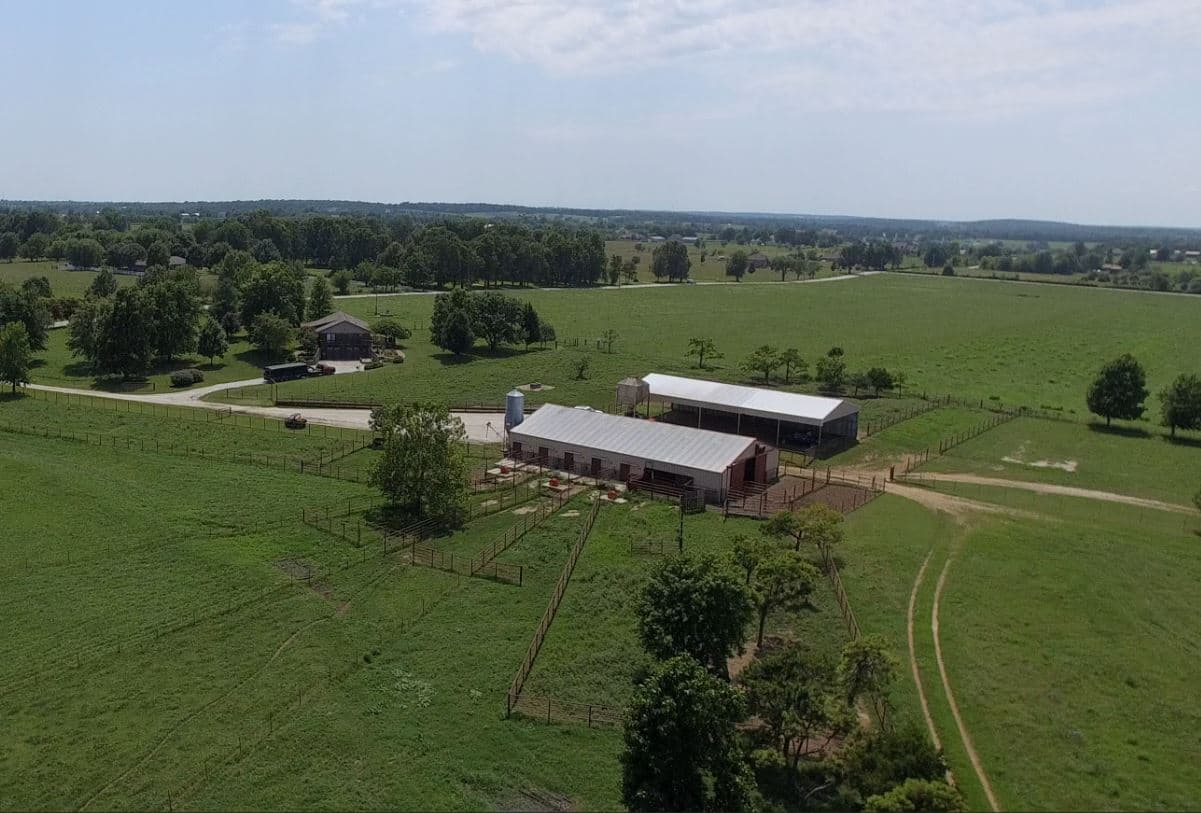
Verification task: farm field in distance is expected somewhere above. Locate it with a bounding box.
[215,273,1201,419]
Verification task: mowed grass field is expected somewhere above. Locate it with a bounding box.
[214,274,1201,418]
[919,416,1201,505]
[0,420,626,811]
[29,327,272,393]
[0,259,137,298]
[899,485,1201,811]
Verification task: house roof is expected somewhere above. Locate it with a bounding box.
[641,373,859,426]
[301,311,371,332]
[510,404,757,474]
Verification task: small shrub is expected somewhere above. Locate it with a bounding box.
[185,368,204,383]
[363,360,384,370]
[170,370,193,387]
[941,264,956,276]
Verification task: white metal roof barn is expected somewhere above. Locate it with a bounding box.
[634,373,860,446]
[507,404,777,501]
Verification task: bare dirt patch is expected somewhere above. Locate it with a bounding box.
[917,473,1193,514]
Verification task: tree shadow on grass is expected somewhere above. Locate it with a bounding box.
[1163,434,1201,449]
[431,352,476,366]
[1086,422,1153,439]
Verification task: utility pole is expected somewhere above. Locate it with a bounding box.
[676,498,685,552]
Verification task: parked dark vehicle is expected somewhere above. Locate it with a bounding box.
[314,363,336,376]
[284,413,308,429]
[263,362,310,383]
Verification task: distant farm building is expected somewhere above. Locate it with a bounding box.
[301,311,373,360]
[507,404,777,503]
[623,373,860,449]
[747,252,770,270]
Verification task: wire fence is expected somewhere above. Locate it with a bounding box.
[893,410,1018,476]
[0,418,376,485]
[509,693,622,728]
[19,386,368,441]
[507,499,602,718]
[469,490,575,579]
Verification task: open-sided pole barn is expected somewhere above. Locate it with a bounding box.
[631,373,860,448]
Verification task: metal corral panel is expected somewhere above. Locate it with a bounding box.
[509,404,757,474]
[642,373,860,427]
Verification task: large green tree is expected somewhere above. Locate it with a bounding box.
[196,316,229,365]
[621,655,755,812]
[636,553,752,677]
[1086,354,1148,426]
[750,551,820,645]
[761,504,844,552]
[241,262,306,326]
[0,282,50,351]
[1160,373,1201,437]
[0,322,33,393]
[472,291,523,351]
[247,312,293,357]
[838,634,899,726]
[687,336,722,369]
[95,287,154,378]
[430,289,476,355]
[144,279,199,361]
[369,403,469,526]
[741,344,781,383]
[725,250,748,281]
[307,276,334,321]
[651,240,691,282]
[740,643,852,770]
[67,296,113,367]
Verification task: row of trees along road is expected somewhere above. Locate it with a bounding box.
[1087,354,1201,436]
[621,503,964,812]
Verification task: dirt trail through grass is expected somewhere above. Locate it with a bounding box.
[906,550,941,752]
[931,550,1001,812]
[914,472,1194,514]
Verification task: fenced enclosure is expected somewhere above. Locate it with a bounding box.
[506,500,602,721]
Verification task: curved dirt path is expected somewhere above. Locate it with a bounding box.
[906,549,942,752]
[914,472,1193,514]
[932,555,1001,812]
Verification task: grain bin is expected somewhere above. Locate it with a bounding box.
[505,389,525,430]
[616,376,649,410]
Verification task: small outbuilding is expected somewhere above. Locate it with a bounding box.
[508,404,777,503]
[301,311,373,360]
[631,373,859,448]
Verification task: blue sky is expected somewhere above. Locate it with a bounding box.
[2,0,1199,225]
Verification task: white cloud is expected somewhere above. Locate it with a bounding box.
[271,0,391,45]
[411,0,1201,115]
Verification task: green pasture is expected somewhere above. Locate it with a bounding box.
[905,484,1201,810]
[0,259,136,299]
[213,274,1201,417]
[921,415,1201,506]
[829,406,990,470]
[0,389,369,459]
[0,432,623,811]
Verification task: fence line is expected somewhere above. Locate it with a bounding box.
[470,490,573,577]
[893,410,1018,477]
[18,385,367,442]
[507,499,602,717]
[0,417,374,485]
[509,693,622,728]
